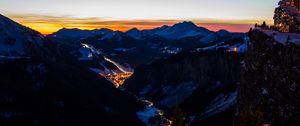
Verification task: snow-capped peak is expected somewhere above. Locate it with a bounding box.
[170,21,198,30]
[49,27,115,40]
[145,21,212,39]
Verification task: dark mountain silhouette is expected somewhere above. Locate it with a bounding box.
[0,14,144,126]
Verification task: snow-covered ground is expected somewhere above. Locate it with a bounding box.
[160,46,183,54]
[200,90,238,118]
[191,35,249,53]
[103,56,133,73]
[259,29,300,44]
[136,99,172,126]
[193,36,248,53]
[79,43,133,76]
[0,14,48,56]
[78,43,103,61]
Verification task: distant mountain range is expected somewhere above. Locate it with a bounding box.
[48,21,239,41]
[0,14,255,126]
[47,21,247,69]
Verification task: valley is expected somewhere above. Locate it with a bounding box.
[100,72,133,88]
[101,56,134,87]
[46,20,248,126]
[1,2,300,124]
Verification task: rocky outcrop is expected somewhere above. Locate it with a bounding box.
[235,29,300,126]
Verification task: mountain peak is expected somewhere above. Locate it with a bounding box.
[93,28,114,34]
[167,21,201,33]
[127,27,140,32]
[58,27,82,31]
[126,28,141,34]
[172,21,198,28]
[126,28,142,39]
[0,14,25,30]
[216,29,230,36]
[217,29,229,33]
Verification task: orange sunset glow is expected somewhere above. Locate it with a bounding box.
[1,0,277,34]
[7,14,271,34]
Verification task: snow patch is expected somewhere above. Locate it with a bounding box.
[200,90,238,118]
[160,46,182,54]
[136,99,171,126]
[261,88,268,95]
[259,29,300,44]
[78,43,102,61]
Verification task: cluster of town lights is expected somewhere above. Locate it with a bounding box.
[100,72,133,88]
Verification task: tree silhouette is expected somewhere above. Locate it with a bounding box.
[287,35,291,43]
[170,106,187,126]
[261,21,267,29]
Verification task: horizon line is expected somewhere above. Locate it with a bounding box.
[4,14,272,35]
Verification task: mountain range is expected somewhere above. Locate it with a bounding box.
[0,14,144,126]
[47,20,247,70]
[0,14,249,126]
[2,13,299,126]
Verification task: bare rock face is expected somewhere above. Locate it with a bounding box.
[235,30,300,126]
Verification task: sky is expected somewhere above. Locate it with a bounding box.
[0,0,278,34]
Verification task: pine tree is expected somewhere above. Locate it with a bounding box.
[249,28,253,32]
[287,35,291,43]
[261,21,267,29]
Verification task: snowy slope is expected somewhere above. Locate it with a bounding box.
[0,14,50,56]
[141,21,212,39]
[78,43,133,74]
[49,28,114,40]
[194,33,249,53]
[259,28,300,44]
[200,90,238,118]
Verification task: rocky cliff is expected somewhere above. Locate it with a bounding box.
[235,29,300,126]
